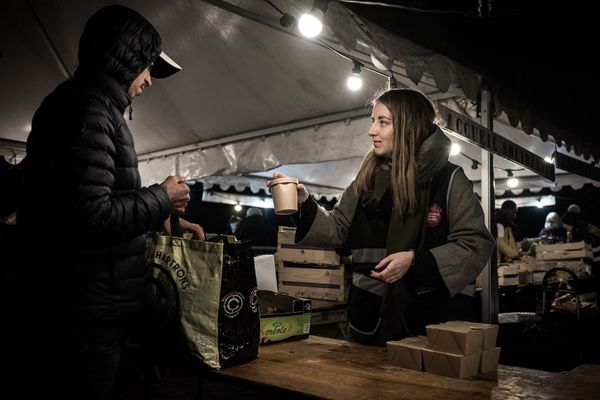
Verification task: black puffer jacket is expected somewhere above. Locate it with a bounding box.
[18,5,171,326]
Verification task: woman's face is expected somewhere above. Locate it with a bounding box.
[368,101,394,157]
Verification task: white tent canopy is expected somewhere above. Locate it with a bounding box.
[1,0,599,196]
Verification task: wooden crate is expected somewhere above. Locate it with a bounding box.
[276,245,340,266]
[535,241,593,261]
[532,259,590,281]
[277,226,297,246]
[277,261,346,301]
[276,226,340,266]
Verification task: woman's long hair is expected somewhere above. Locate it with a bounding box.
[356,88,438,216]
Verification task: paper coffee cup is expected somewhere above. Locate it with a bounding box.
[268,177,298,215]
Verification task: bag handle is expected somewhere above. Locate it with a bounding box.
[205,234,238,244]
[170,214,183,238]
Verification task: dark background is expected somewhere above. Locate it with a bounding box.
[184,182,600,243]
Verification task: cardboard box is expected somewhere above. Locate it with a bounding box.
[387,336,429,371]
[426,324,485,355]
[422,348,480,379]
[258,290,311,345]
[480,347,501,374]
[442,321,499,350]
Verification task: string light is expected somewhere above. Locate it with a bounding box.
[234,202,242,212]
[459,151,480,170]
[450,143,461,156]
[506,169,519,188]
[346,60,363,91]
[298,1,329,38]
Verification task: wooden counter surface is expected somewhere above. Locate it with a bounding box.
[211,336,599,399]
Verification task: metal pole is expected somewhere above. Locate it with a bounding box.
[479,89,499,323]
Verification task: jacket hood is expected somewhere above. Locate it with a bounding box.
[78,5,162,92]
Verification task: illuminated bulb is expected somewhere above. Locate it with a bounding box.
[507,177,519,188]
[450,143,461,156]
[298,9,324,38]
[234,204,242,212]
[347,73,362,91]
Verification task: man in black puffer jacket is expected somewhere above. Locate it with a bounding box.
[15,5,204,399]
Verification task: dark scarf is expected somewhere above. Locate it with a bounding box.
[363,128,451,341]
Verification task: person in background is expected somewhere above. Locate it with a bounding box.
[562,204,600,274]
[539,211,567,243]
[271,88,494,344]
[235,207,277,247]
[562,206,600,243]
[496,200,520,262]
[15,5,203,399]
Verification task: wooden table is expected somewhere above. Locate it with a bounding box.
[206,336,600,399]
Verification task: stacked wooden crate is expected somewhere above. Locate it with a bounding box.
[275,226,347,301]
[498,264,519,286]
[533,241,592,283]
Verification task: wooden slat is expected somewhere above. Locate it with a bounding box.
[277,266,344,285]
[536,241,593,261]
[278,284,345,301]
[276,246,340,266]
[536,241,589,253]
[211,336,600,400]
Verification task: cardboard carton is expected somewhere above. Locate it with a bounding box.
[442,321,499,350]
[386,336,429,371]
[258,290,311,344]
[422,348,481,379]
[426,324,484,355]
[480,347,501,374]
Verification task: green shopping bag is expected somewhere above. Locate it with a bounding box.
[145,231,259,369]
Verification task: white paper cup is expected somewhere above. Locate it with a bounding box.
[268,177,298,215]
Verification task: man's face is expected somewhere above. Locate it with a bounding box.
[128,67,152,98]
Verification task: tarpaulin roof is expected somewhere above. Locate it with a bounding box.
[1,0,598,197]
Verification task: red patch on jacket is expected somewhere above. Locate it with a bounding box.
[427,203,442,227]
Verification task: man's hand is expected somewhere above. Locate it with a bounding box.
[162,216,205,240]
[160,175,190,215]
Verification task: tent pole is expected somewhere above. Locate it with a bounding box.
[479,89,499,323]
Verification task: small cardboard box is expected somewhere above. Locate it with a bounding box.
[387,336,429,371]
[422,348,481,379]
[442,321,499,350]
[426,324,485,355]
[258,290,311,345]
[480,347,501,374]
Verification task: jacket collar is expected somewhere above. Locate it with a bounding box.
[74,68,131,113]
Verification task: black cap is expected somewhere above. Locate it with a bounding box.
[151,51,182,78]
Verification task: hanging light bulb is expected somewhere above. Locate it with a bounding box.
[346,61,363,91]
[450,143,461,156]
[234,203,242,212]
[506,169,519,188]
[298,1,328,38]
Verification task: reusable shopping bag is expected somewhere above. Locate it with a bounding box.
[145,222,259,369]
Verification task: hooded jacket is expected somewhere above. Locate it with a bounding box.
[18,5,171,326]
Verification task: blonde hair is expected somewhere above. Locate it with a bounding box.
[356,88,439,216]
